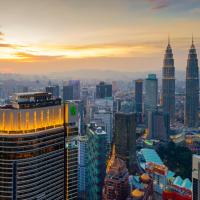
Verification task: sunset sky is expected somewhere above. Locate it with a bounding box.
[0,0,200,74]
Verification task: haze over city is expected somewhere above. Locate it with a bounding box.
[0,0,200,74]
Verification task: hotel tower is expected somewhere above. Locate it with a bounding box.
[0,92,79,200]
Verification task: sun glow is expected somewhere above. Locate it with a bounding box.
[0,41,160,62]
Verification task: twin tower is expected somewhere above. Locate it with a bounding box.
[162,38,199,128]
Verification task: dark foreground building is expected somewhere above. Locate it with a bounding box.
[114,112,136,174]
[103,154,129,200]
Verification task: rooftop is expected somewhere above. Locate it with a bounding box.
[139,148,163,166]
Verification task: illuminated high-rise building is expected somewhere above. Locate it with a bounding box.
[0,92,65,200]
[64,101,79,200]
[185,38,199,128]
[162,39,175,124]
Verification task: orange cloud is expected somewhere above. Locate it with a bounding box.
[13,52,64,62]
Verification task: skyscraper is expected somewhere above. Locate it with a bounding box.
[96,81,112,99]
[135,79,143,113]
[78,135,88,200]
[144,74,158,112]
[114,112,136,174]
[64,101,79,200]
[0,92,65,199]
[192,154,200,200]
[63,80,80,101]
[185,39,199,128]
[86,123,108,200]
[94,109,113,144]
[148,110,169,141]
[46,84,60,98]
[162,39,175,124]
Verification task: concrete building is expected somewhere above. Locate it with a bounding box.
[103,155,129,200]
[192,154,200,200]
[148,111,169,141]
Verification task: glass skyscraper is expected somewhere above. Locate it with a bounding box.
[114,112,136,174]
[185,39,199,128]
[0,92,65,200]
[162,40,175,124]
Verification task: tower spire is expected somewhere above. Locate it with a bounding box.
[192,34,194,45]
[168,34,170,45]
[191,34,195,49]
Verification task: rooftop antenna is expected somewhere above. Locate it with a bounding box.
[168,34,170,45]
[192,33,194,45]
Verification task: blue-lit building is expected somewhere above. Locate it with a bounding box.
[86,123,108,200]
[144,74,158,113]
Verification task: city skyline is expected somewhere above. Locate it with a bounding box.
[0,0,199,74]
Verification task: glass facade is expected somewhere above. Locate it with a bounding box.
[0,127,65,200]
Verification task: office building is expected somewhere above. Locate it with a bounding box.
[135,79,143,123]
[135,79,143,113]
[0,92,65,199]
[78,135,88,200]
[96,81,112,99]
[148,111,169,141]
[63,80,80,101]
[185,39,199,128]
[192,155,200,200]
[162,39,175,123]
[144,74,158,112]
[94,109,113,144]
[86,123,108,200]
[46,84,60,98]
[114,112,136,174]
[64,101,79,200]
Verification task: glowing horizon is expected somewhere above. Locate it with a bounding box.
[0,0,199,74]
